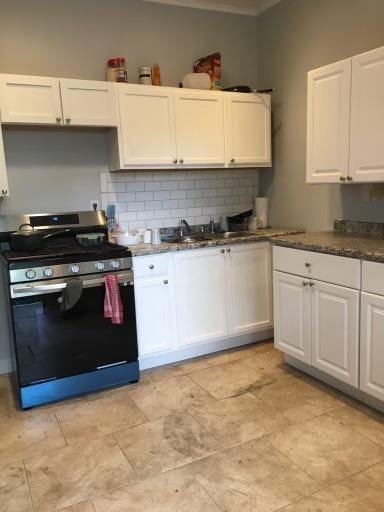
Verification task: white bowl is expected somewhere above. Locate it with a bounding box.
[115,232,139,246]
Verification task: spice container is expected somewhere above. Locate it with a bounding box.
[151,64,161,86]
[138,66,152,85]
[106,57,127,83]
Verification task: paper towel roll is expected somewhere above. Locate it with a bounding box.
[254,197,269,228]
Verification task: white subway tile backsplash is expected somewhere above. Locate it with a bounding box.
[101,169,260,230]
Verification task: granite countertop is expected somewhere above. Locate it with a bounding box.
[272,231,384,263]
[129,227,304,257]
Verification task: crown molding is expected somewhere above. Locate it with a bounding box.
[141,0,282,17]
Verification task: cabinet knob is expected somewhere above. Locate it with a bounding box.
[179,159,184,164]
[65,118,71,124]
[56,117,61,124]
[163,279,168,284]
[340,176,346,182]
[173,158,177,164]
[230,158,235,163]
[149,264,154,269]
[309,282,314,287]
[226,248,231,253]
[305,262,311,268]
[220,248,225,253]
[346,176,353,182]
[1,189,7,196]
[303,281,309,287]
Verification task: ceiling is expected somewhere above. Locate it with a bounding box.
[142,0,282,16]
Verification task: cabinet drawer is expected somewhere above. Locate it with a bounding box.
[362,261,384,295]
[133,253,169,278]
[273,246,360,289]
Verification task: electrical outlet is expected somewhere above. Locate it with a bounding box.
[89,200,99,211]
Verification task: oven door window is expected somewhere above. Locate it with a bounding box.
[11,282,137,386]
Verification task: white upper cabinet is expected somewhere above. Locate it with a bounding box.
[350,46,384,182]
[0,74,62,125]
[174,90,225,166]
[117,84,177,167]
[0,124,9,197]
[59,79,118,127]
[306,59,351,184]
[227,242,272,336]
[225,93,271,167]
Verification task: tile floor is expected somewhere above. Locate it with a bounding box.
[2,340,384,511]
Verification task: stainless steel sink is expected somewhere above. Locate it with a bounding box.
[167,235,213,244]
[211,231,257,239]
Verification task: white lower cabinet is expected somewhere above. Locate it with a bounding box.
[360,292,384,401]
[173,247,228,347]
[311,280,359,386]
[273,271,311,363]
[227,243,272,335]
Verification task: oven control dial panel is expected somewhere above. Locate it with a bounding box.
[95,261,105,271]
[110,260,121,270]
[69,264,80,274]
[25,269,36,280]
[43,268,54,278]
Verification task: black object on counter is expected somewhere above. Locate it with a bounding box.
[223,85,275,94]
[10,224,70,252]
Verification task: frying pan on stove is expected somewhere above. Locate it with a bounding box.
[10,224,70,251]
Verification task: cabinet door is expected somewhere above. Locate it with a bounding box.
[0,124,9,197]
[173,248,228,347]
[0,74,62,124]
[134,276,176,357]
[226,93,271,166]
[174,91,225,166]
[350,46,384,182]
[306,59,351,183]
[273,271,311,363]
[60,79,118,127]
[118,85,177,167]
[311,280,359,387]
[227,243,272,335]
[360,292,384,400]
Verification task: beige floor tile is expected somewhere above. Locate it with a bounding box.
[279,462,384,511]
[92,468,221,512]
[148,358,212,383]
[55,388,147,445]
[189,357,276,399]
[328,403,384,447]
[129,376,215,420]
[114,411,222,478]
[251,374,345,423]
[0,408,66,464]
[205,340,274,366]
[42,502,95,512]
[0,461,32,512]
[267,414,384,485]
[187,438,319,512]
[0,374,17,416]
[189,392,291,448]
[25,435,136,512]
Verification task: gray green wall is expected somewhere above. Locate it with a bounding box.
[257,0,384,231]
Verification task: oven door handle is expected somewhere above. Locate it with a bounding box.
[11,272,134,297]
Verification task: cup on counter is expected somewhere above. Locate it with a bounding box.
[143,229,152,244]
[152,228,161,244]
[248,216,262,231]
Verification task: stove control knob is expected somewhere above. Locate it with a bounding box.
[43,268,53,278]
[25,269,36,280]
[70,264,80,274]
[110,260,121,270]
[95,261,105,271]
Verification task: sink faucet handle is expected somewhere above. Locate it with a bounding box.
[209,216,215,233]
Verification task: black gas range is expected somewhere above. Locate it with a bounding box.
[0,211,139,409]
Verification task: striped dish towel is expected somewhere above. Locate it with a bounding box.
[104,274,124,324]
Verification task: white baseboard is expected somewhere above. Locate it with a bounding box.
[0,357,13,375]
[285,355,384,414]
[139,328,274,370]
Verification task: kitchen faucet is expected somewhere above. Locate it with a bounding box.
[181,219,193,233]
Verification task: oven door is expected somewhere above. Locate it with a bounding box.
[9,272,137,386]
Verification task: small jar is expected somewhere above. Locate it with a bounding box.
[151,64,161,86]
[106,57,127,83]
[138,66,152,85]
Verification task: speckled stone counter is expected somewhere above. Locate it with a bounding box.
[272,231,384,263]
[129,228,304,257]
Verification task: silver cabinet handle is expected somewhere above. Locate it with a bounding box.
[1,189,8,196]
[173,159,177,164]
[220,248,225,253]
[65,118,71,124]
[305,262,311,268]
[226,248,231,252]
[303,281,309,287]
[163,279,168,284]
[149,264,154,269]
[230,158,235,163]
[340,176,346,182]
[56,117,61,124]
[346,176,353,182]
[179,159,184,164]
[309,282,314,287]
